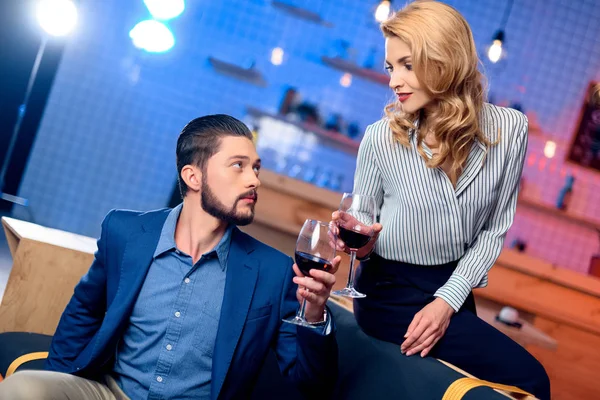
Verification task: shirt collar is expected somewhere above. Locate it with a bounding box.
[408,117,420,139]
[154,203,233,271]
[211,226,233,271]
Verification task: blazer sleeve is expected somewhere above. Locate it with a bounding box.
[45,210,115,372]
[271,256,339,397]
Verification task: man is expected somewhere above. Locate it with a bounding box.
[0,114,340,399]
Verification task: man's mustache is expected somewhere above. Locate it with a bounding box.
[237,190,258,202]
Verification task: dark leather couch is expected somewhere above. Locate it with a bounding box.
[0,302,510,399]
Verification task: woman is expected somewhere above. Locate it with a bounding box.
[333,1,550,399]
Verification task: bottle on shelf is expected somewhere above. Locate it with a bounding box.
[556,175,575,211]
[363,47,378,69]
[330,173,344,192]
[589,230,600,278]
[250,124,259,145]
[303,166,319,184]
[510,238,527,253]
[315,169,332,189]
[278,87,299,116]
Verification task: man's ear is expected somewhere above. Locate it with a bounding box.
[180,165,202,193]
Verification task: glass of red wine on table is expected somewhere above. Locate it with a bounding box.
[282,219,337,329]
[332,193,377,299]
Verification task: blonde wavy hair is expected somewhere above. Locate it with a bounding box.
[381,0,493,178]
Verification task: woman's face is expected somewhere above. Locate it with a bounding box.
[385,36,433,114]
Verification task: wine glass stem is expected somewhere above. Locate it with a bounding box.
[346,250,357,289]
[297,297,308,320]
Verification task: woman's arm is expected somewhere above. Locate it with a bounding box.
[351,123,385,257]
[402,113,529,357]
[434,113,528,312]
[354,123,384,209]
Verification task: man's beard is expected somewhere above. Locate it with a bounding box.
[201,176,257,226]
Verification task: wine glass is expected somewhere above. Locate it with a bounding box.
[332,193,376,298]
[283,219,336,328]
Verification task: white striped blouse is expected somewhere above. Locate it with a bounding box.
[354,103,528,311]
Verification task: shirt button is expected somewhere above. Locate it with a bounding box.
[175,311,181,318]
[156,376,163,383]
[166,344,173,351]
[184,278,190,284]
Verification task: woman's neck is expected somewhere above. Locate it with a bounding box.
[418,114,438,149]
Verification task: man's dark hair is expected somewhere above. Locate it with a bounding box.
[176,114,253,197]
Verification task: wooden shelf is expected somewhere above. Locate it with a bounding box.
[246,106,360,155]
[271,1,332,27]
[517,195,600,232]
[481,263,600,336]
[321,56,388,86]
[497,248,600,299]
[208,57,267,87]
[476,298,558,350]
[259,169,341,209]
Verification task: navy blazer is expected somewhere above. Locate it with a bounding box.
[46,208,338,399]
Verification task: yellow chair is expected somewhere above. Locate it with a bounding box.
[0,332,52,382]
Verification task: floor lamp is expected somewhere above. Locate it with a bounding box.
[0,0,78,208]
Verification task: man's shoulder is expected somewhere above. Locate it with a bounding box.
[234,228,292,264]
[102,207,171,236]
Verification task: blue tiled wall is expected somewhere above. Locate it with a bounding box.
[14,0,600,262]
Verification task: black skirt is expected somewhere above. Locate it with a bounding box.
[353,252,476,345]
[352,253,551,400]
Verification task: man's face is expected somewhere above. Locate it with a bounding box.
[200,136,261,226]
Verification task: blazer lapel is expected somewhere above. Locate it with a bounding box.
[105,214,167,331]
[93,211,168,364]
[211,228,258,400]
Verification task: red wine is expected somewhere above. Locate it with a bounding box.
[338,226,371,250]
[295,251,332,275]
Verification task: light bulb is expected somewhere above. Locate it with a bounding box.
[144,0,185,20]
[271,47,284,66]
[129,20,175,53]
[36,0,78,37]
[375,0,391,23]
[488,39,503,63]
[544,141,556,159]
[340,73,352,87]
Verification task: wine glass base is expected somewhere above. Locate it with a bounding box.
[282,317,318,329]
[332,287,366,298]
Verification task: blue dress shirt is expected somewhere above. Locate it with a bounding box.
[112,204,232,399]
